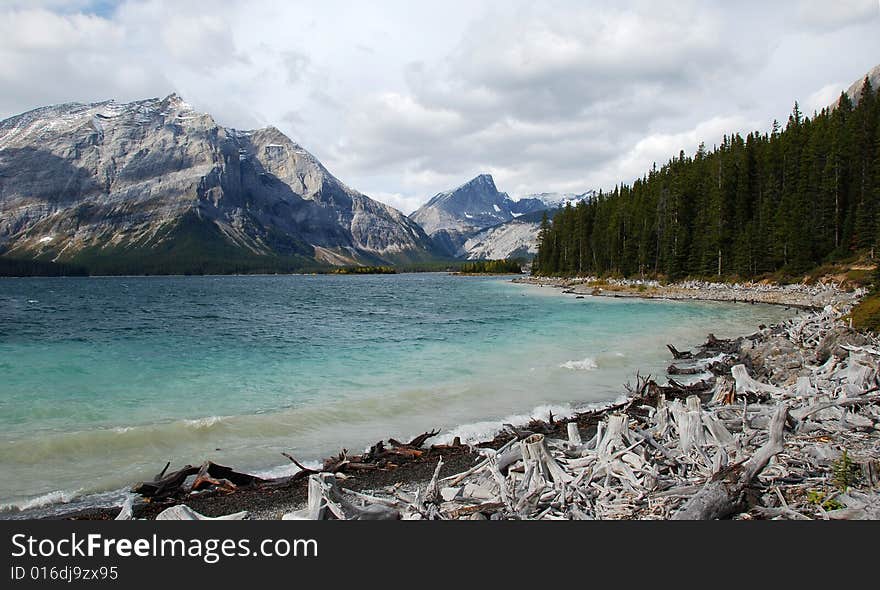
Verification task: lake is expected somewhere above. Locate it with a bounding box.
[0,273,793,515]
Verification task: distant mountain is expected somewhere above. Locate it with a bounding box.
[511,191,595,215]
[409,174,592,258]
[459,209,556,260]
[410,173,513,231]
[0,94,438,274]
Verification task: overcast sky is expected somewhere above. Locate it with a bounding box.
[1,1,879,213]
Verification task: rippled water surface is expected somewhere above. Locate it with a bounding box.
[0,273,794,514]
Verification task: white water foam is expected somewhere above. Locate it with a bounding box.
[182,416,227,430]
[0,489,82,514]
[253,459,323,480]
[433,403,575,446]
[559,357,598,371]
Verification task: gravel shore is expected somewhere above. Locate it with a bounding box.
[513,275,863,310]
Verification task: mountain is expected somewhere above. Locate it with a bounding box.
[833,64,880,109]
[0,94,437,274]
[511,191,595,216]
[410,173,516,257]
[410,174,592,258]
[409,173,514,252]
[460,209,555,260]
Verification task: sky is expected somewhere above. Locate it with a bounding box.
[1,1,879,214]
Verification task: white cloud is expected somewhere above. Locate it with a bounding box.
[368,191,422,216]
[607,116,756,187]
[796,0,879,30]
[160,15,243,71]
[804,82,845,114]
[0,8,120,51]
[0,0,878,210]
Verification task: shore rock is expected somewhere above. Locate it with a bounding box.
[815,327,870,363]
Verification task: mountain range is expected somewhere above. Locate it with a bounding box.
[410,174,593,259]
[0,94,438,274]
[0,94,590,274]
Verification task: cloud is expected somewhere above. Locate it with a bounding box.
[0,1,878,211]
[608,115,756,186]
[160,14,245,71]
[0,8,120,51]
[0,8,169,113]
[282,50,311,84]
[331,1,762,198]
[796,0,879,30]
[367,191,423,216]
[804,82,845,114]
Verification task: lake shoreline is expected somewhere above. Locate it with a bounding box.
[25,275,873,521]
[512,275,862,311]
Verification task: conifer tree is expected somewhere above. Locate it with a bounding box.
[534,82,880,280]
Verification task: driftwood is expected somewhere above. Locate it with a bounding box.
[731,364,784,398]
[132,461,264,499]
[121,292,880,521]
[156,504,249,520]
[709,376,736,405]
[667,344,693,360]
[287,473,402,521]
[673,403,789,520]
[132,465,199,498]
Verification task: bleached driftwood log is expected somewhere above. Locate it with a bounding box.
[672,403,789,520]
[299,472,401,521]
[731,364,785,397]
[115,496,134,521]
[567,422,582,445]
[155,504,249,520]
[521,434,572,484]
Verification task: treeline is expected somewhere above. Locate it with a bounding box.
[329,266,397,274]
[535,78,880,280]
[0,256,88,277]
[459,259,523,274]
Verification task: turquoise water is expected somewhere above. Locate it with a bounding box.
[0,274,793,514]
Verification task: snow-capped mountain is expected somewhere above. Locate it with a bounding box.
[509,191,596,217]
[0,94,438,272]
[409,174,592,259]
[410,174,514,233]
[409,174,515,257]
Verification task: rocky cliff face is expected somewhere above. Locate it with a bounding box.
[460,217,542,260]
[0,94,436,272]
[410,174,514,235]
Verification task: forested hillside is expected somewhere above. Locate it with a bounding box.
[534,79,880,280]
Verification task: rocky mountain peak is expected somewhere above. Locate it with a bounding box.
[0,94,439,273]
[461,173,496,190]
[410,173,514,239]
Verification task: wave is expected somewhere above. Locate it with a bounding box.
[559,357,598,371]
[0,488,131,519]
[2,394,632,518]
[0,489,81,513]
[433,403,577,446]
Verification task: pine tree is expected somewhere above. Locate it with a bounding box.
[534,81,880,280]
